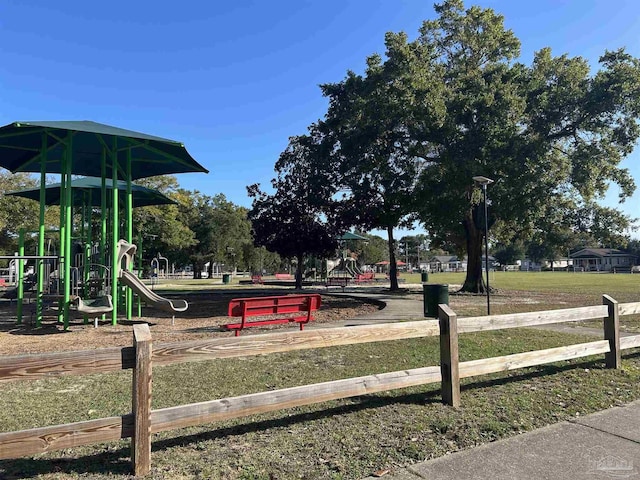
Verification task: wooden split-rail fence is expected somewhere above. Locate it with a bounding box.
[1,294,640,475]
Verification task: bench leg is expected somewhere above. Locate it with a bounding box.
[234,329,240,337]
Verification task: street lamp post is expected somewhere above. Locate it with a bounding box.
[473,176,494,315]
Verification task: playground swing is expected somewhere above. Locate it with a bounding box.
[71,262,114,327]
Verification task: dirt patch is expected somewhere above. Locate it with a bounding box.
[0,291,379,355]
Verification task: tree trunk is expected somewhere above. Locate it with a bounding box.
[387,226,399,291]
[192,262,201,280]
[295,253,304,290]
[461,213,487,293]
[208,256,214,279]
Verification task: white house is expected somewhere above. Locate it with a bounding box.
[570,248,636,272]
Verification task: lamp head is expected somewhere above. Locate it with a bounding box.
[472,176,494,186]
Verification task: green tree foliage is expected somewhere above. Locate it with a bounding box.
[493,241,525,267]
[0,171,59,255]
[132,176,196,267]
[177,191,254,278]
[248,135,339,289]
[289,0,640,291]
[317,36,440,289]
[355,232,388,267]
[398,234,430,269]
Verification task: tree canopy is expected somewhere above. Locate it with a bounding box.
[283,0,640,292]
[248,135,339,289]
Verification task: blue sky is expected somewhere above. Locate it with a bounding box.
[1,0,640,236]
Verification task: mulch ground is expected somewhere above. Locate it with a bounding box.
[0,290,380,355]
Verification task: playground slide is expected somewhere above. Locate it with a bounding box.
[120,270,188,313]
[345,262,358,278]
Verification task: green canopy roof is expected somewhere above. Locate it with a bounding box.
[7,176,176,207]
[340,232,368,241]
[0,120,209,180]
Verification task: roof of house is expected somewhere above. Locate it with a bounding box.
[430,255,460,263]
[570,248,636,258]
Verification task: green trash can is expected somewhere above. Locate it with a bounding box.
[222,273,231,284]
[423,284,449,317]
[421,271,429,283]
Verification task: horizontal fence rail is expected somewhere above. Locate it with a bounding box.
[0,347,135,383]
[151,319,440,365]
[150,366,443,433]
[457,305,609,333]
[619,301,640,317]
[0,415,132,460]
[1,296,640,475]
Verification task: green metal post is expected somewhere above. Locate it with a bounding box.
[16,229,25,324]
[36,132,47,327]
[83,194,91,324]
[100,150,107,268]
[58,169,67,325]
[138,231,142,317]
[111,138,119,325]
[126,150,133,320]
[63,133,73,329]
[101,149,107,322]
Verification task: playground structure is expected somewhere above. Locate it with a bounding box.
[0,120,207,329]
[325,231,376,283]
[118,240,188,324]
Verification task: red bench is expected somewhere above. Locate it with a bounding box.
[356,272,375,283]
[224,294,322,336]
[274,273,293,280]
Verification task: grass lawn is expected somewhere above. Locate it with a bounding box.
[405,270,640,294]
[1,274,640,479]
[405,271,640,330]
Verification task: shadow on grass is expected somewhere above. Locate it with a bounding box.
[2,352,638,478]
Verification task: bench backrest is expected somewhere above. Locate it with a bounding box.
[328,277,348,285]
[228,294,322,318]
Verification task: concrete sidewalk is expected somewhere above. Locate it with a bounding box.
[364,401,640,479]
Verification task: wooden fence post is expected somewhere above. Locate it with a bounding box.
[439,304,460,407]
[132,324,153,476]
[603,295,621,369]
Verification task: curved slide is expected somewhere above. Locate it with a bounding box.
[120,270,188,313]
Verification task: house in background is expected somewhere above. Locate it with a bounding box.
[520,257,572,271]
[429,255,466,272]
[570,248,636,272]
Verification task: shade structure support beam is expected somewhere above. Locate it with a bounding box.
[58,171,67,325]
[99,149,108,323]
[63,133,73,329]
[0,127,49,139]
[16,230,25,323]
[111,137,119,326]
[83,193,91,324]
[0,144,41,152]
[119,137,195,168]
[36,132,47,327]
[16,130,78,173]
[126,150,133,320]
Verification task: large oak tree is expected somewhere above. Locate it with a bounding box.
[317,0,640,292]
